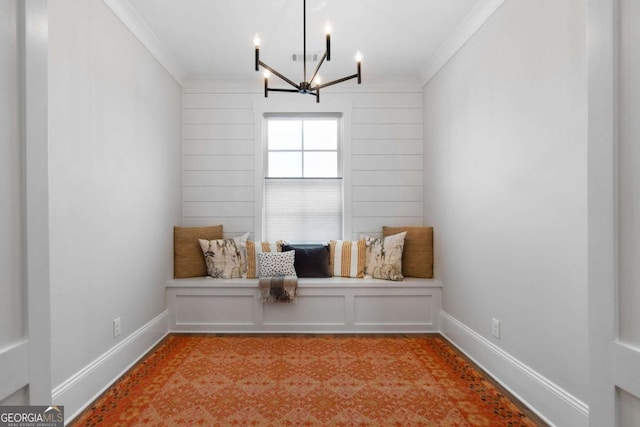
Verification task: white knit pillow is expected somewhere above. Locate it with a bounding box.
[258,250,297,277]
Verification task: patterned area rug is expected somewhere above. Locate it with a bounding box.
[70,335,542,426]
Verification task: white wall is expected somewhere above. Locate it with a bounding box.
[181,83,424,239]
[0,0,26,405]
[48,0,181,415]
[423,0,588,424]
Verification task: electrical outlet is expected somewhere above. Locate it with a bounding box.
[492,318,500,339]
[113,317,121,338]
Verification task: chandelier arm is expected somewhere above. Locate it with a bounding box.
[306,90,320,103]
[268,88,300,93]
[309,51,327,86]
[259,61,300,90]
[255,47,259,71]
[317,73,359,90]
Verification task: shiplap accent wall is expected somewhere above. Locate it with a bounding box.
[182,85,423,240]
[182,92,256,235]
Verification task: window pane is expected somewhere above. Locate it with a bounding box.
[304,120,337,150]
[304,152,338,177]
[268,120,302,150]
[268,152,302,177]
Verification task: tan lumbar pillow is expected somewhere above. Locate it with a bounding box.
[174,225,223,278]
[382,226,433,278]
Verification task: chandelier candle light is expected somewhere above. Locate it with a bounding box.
[254,0,362,103]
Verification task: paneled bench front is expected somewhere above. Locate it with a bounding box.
[166,277,442,333]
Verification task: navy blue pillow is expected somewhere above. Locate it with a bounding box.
[281,244,330,278]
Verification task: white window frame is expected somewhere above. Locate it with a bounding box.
[265,114,342,178]
[253,97,353,241]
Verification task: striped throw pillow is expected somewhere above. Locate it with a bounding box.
[246,241,282,279]
[329,240,366,278]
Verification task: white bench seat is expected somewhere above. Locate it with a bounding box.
[166,276,442,333]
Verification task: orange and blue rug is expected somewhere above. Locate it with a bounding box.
[70,334,543,426]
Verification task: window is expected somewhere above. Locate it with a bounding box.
[264,115,342,242]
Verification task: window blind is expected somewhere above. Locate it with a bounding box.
[264,178,342,242]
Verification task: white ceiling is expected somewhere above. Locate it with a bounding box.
[124,0,483,84]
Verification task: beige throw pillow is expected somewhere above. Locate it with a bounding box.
[383,226,434,278]
[198,239,242,279]
[361,232,407,281]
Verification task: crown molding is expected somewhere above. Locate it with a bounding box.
[420,0,507,86]
[102,0,187,85]
[103,0,506,91]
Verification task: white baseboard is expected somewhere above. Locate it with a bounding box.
[53,310,169,424]
[439,310,588,427]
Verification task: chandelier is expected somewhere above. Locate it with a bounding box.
[254,0,362,103]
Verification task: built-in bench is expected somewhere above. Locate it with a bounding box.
[166,277,442,333]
